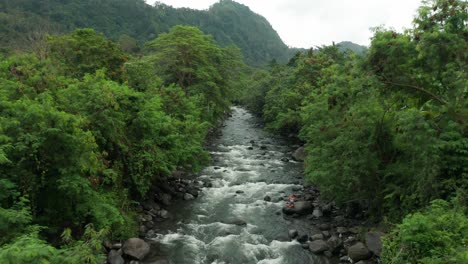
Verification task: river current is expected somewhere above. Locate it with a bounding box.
[149,107,330,264]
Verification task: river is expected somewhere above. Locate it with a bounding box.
[149,107,330,264]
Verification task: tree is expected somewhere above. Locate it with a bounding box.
[146,25,244,120]
[48,28,128,81]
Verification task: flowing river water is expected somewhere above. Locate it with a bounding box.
[149,107,330,264]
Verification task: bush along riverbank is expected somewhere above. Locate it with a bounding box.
[240,1,467,262]
[280,147,383,263]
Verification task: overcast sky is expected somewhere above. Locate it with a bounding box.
[146,0,423,48]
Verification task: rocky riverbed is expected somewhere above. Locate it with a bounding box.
[105,107,383,264]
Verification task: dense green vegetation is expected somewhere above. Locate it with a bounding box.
[0,0,466,263]
[0,26,244,263]
[0,0,296,66]
[242,0,467,262]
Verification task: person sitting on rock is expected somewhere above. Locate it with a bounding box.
[286,201,294,208]
[288,194,296,203]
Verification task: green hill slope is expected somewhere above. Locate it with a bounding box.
[0,0,292,66]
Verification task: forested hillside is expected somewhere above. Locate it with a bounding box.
[0,0,295,66]
[336,41,367,55]
[242,0,467,262]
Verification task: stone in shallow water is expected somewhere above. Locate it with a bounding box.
[288,229,298,239]
[348,242,371,262]
[309,240,329,254]
[122,238,150,260]
[292,146,306,161]
[313,208,323,218]
[108,249,124,264]
[183,193,195,200]
[366,231,384,257]
[297,234,309,243]
[311,234,324,241]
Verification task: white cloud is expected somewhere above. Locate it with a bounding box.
[146,0,423,48]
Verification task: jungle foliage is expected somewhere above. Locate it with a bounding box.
[241,0,467,262]
[0,26,244,263]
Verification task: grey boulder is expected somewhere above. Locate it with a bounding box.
[108,249,124,264]
[292,146,306,161]
[348,242,371,261]
[366,231,384,257]
[122,238,150,260]
[309,240,329,254]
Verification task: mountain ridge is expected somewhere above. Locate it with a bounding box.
[0,0,363,65]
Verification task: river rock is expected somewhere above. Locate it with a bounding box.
[122,238,150,260]
[108,249,124,264]
[264,195,271,202]
[297,234,309,243]
[235,190,244,194]
[321,203,333,215]
[183,193,195,201]
[159,209,169,219]
[224,219,247,226]
[340,256,351,263]
[334,215,346,225]
[288,229,299,239]
[327,235,343,254]
[146,260,170,264]
[309,240,329,254]
[159,193,172,206]
[348,242,371,261]
[319,223,331,230]
[186,188,199,198]
[292,186,302,191]
[365,231,384,257]
[112,243,122,249]
[281,157,289,162]
[311,234,324,241]
[348,226,360,234]
[142,199,160,211]
[282,201,313,215]
[336,226,348,234]
[322,231,331,238]
[292,146,306,161]
[312,208,323,218]
[344,236,357,249]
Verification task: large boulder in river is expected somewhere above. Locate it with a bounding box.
[282,201,313,215]
[159,193,172,206]
[292,147,306,161]
[107,249,124,264]
[309,240,329,254]
[122,238,150,260]
[365,231,384,257]
[183,193,195,200]
[288,229,299,239]
[347,242,371,262]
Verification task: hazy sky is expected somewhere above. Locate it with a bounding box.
[146,0,423,48]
